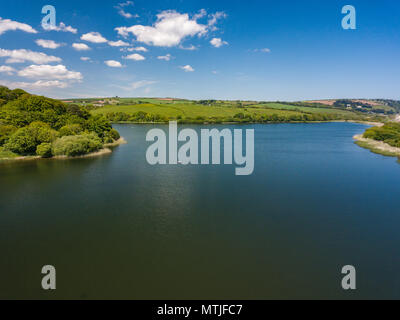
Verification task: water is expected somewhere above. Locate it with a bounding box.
[1,122,400,299]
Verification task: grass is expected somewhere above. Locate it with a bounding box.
[252,103,362,116]
[91,101,370,122]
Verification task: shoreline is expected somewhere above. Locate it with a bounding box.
[109,119,385,126]
[354,134,400,157]
[0,137,127,163]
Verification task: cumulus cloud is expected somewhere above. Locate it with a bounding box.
[210,37,228,48]
[133,46,147,52]
[0,48,61,64]
[118,10,139,19]
[80,57,91,62]
[0,80,69,89]
[0,17,37,35]
[108,40,130,47]
[44,22,77,34]
[157,54,172,61]
[180,65,194,72]
[259,48,271,53]
[115,10,208,47]
[0,65,15,75]
[82,32,133,48]
[121,46,147,52]
[105,60,122,67]
[72,43,90,51]
[18,64,83,81]
[124,53,145,61]
[36,39,63,49]
[81,32,108,43]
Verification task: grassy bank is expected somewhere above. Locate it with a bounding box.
[354,122,400,157]
[354,134,400,157]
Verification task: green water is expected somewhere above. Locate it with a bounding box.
[1,122,400,299]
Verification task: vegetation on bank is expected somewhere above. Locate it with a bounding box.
[88,101,385,124]
[362,122,400,148]
[354,122,400,158]
[0,86,120,160]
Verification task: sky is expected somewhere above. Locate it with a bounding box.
[0,0,399,100]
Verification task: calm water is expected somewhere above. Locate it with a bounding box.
[1,122,400,299]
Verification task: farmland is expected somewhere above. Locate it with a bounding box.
[79,98,391,124]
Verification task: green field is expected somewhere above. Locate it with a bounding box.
[91,102,308,118]
[89,100,379,123]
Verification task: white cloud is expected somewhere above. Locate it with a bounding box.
[36,39,63,49]
[0,80,69,89]
[81,32,108,43]
[121,46,148,52]
[72,43,90,51]
[80,57,91,61]
[208,12,227,31]
[130,80,157,89]
[115,10,207,47]
[18,64,83,81]
[194,9,207,20]
[0,17,37,35]
[119,1,134,7]
[210,37,228,48]
[124,53,145,61]
[260,48,271,53]
[44,22,77,34]
[0,65,15,75]
[105,60,122,68]
[115,1,138,19]
[108,40,130,47]
[133,46,147,52]
[179,44,197,50]
[157,54,172,61]
[27,80,69,88]
[118,10,139,19]
[180,65,194,72]
[0,48,61,64]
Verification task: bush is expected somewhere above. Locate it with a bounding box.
[4,122,58,155]
[103,128,120,143]
[4,127,37,154]
[59,124,83,137]
[36,143,53,158]
[52,133,103,157]
[0,125,17,146]
[85,115,112,138]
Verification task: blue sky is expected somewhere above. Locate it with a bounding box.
[0,0,399,100]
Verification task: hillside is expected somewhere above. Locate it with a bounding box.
[61,97,393,124]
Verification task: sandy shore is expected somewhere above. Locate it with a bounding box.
[336,120,385,127]
[354,134,400,157]
[104,137,127,147]
[0,137,127,162]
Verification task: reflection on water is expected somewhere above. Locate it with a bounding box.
[1,122,400,299]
